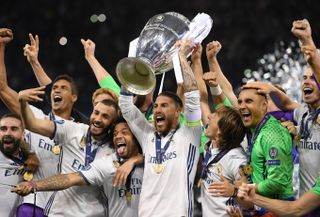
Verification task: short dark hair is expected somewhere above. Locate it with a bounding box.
[215,106,245,151]
[52,74,78,96]
[240,87,267,100]
[0,113,23,128]
[112,116,142,154]
[158,91,183,108]
[99,99,119,114]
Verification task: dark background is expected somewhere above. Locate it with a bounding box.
[1,0,320,116]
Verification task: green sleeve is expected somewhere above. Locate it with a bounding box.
[311,177,320,196]
[214,97,233,109]
[99,76,121,94]
[257,130,293,197]
[199,130,208,154]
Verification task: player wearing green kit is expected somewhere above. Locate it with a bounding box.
[249,114,293,199]
[238,88,293,216]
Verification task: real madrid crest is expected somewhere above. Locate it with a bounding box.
[113,160,120,169]
[215,163,223,175]
[80,136,86,149]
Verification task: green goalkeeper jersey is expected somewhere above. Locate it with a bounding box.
[250,115,293,199]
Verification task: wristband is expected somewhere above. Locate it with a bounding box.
[210,85,222,96]
[28,180,38,192]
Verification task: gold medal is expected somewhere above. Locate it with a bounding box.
[52,145,61,155]
[126,191,132,202]
[154,164,164,174]
[113,160,120,168]
[243,164,253,176]
[23,171,33,181]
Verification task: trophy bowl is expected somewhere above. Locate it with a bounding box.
[116,12,190,95]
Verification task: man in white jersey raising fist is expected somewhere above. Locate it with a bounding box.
[12,116,143,217]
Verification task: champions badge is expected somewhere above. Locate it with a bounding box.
[154,164,164,174]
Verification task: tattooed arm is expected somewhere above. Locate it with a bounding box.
[178,40,198,92]
[11,172,86,196]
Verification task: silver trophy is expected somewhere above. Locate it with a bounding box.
[116,12,190,95]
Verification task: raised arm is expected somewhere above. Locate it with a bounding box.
[206,40,238,107]
[177,40,198,92]
[81,38,120,93]
[291,19,320,82]
[11,172,86,196]
[190,43,210,123]
[177,40,201,127]
[23,33,52,86]
[19,86,55,137]
[0,28,12,84]
[0,28,20,114]
[243,81,299,111]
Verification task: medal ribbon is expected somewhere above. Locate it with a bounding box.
[245,114,271,183]
[246,113,271,163]
[200,143,231,180]
[85,130,98,166]
[8,152,25,166]
[49,112,60,148]
[154,127,179,165]
[115,153,134,200]
[84,129,109,166]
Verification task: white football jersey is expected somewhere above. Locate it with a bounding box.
[0,151,24,217]
[120,90,202,217]
[44,119,114,217]
[80,153,143,217]
[294,103,320,195]
[201,147,247,217]
[23,106,59,209]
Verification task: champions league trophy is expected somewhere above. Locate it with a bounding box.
[116,12,213,95]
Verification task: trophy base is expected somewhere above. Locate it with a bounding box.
[116,57,156,95]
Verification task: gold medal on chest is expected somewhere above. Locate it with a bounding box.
[154,164,164,174]
[243,164,254,176]
[52,145,61,155]
[23,171,33,181]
